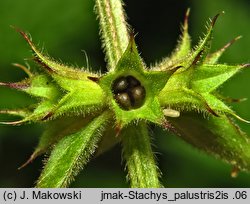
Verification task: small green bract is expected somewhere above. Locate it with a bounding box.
[1,0,250,187]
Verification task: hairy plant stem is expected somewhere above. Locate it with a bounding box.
[122,122,161,188]
[96,0,161,188]
[95,0,129,70]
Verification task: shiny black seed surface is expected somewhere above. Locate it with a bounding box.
[115,93,131,110]
[126,75,141,87]
[130,86,146,108]
[112,75,146,110]
[113,77,128,93]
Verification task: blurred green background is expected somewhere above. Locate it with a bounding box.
[0,0,250,187]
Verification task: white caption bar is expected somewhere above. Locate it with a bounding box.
[0,188,249,204]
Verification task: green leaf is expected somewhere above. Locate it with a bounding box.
[205,36,242,64]
[32,101,57,119]
[153,9,191,71]
[121,122,161,188]
[192,64,244,93]
[169,112,250,172]
[159,87,208,111]
[170,9,191,63]
[159,85,243,119]
[0,101,56,125]
[183,13,221,68]
[19,115,95,169]
[114,36,145,74]
[52,74,101,93]
[26,79,105,122]
[0,75,61,100]
[36,111,111,187]
[159,13,220,97]
[36,116,94,153]
[201,93,250,123]
[201,93,234,114]
[25,75,61,99]
[50,88,105,119]
[15,28,95,80]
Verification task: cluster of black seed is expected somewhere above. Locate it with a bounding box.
[112,75,146,110]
